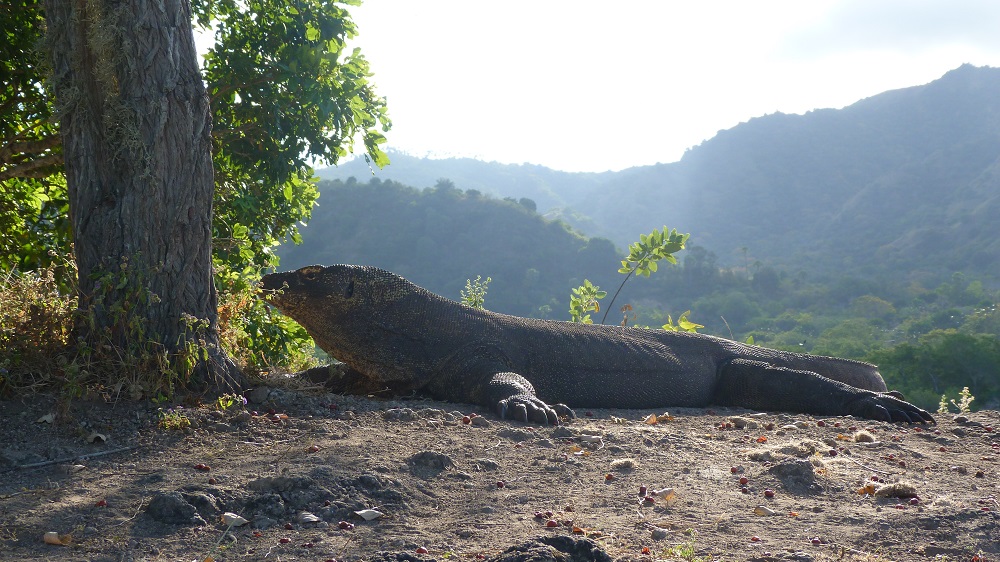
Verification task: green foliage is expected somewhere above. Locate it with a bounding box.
[937,387,975,415]
[215,393,247,411]
[217,266,320,374]
[601,226,689,324]
[1,0,388,393]
[460,276,491,310]
[661,311,703,333]
[197,0,391,276]
[663,530,711,561]
[569,279,606,324]
[870,331,1000,411]
[157,407,192,431]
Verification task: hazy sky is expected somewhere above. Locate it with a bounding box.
[345,1,1000,173]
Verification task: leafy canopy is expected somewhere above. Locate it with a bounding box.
[0,0,391,375]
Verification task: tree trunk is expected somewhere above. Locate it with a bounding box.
[45,0,243,393]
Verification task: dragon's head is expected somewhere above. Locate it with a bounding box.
[260,264,440,381]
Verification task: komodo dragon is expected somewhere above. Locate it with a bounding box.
[261,264,934,425]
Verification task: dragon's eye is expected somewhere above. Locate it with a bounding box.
[302,267,319,281]
[345,279,355,299]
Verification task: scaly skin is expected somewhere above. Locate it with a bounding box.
[261,264,934,425]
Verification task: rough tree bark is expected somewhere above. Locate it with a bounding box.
[44,0,243,392]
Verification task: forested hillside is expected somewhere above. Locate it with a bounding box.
[277,177,621,317]
[320,65,1000,282]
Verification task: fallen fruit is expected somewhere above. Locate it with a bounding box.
[307,445,320,453]
[750,536,761,542]
[764,489,775,498]
[194,464,211,471]
[284,523,293,530]
[95,499,107,507]
[739,477,749,485]
[42,532,71,546]
[546,520,559,527]
[278,538,291,544]
[416,547,429,554]
[496,481,505,488]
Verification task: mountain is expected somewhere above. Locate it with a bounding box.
[317,65,1000,282]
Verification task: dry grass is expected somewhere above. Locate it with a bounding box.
[0,256,77,395]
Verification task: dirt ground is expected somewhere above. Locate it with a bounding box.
[1,381,998,562]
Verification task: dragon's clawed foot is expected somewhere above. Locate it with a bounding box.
[497,394,575,425]
[848,393,936,424]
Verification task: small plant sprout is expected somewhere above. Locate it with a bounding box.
[569,279,606,324]
[604,226,688,324]
[215,393,247,411]
[569,226,694,329]
[661,310,704,333]
[157,407,191,430]
[460,276,491,310]
[939,386,975,414]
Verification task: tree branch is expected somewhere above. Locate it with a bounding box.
[0,153,64,182]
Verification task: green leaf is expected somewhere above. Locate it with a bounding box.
[305,25,320,41]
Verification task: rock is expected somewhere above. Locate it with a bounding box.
[383,408,420,422]
[489,536,612,562]
[246,387,271,404]
[498,428,535,442]
[473,458,501,471]
[298,511,322,523]
[767,459,818,494]
[409,451,455,470]
[730,416,760,429]
[146,491,206,525]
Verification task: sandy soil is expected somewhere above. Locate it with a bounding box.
[1,383,998,562]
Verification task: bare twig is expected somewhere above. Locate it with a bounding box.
[3,445,141,473]
[841,453,893,475]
